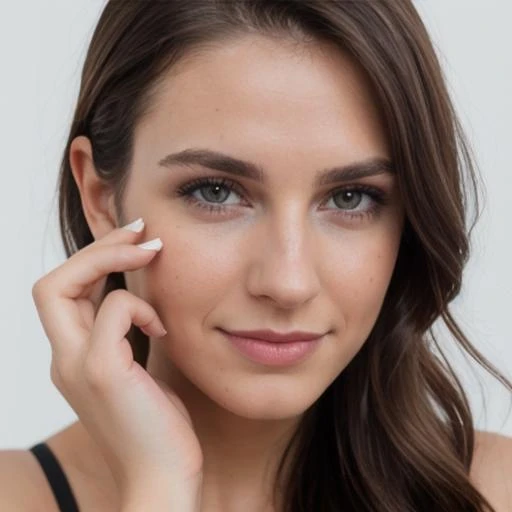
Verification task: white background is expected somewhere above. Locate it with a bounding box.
[0,1,510,448]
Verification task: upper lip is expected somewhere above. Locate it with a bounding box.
[221,328,326,343]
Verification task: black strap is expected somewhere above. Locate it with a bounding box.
[29,442,80,512]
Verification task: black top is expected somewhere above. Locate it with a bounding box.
[29,442,79,512]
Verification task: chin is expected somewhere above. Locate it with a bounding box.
[209,379,323,421]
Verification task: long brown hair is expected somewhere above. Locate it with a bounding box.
[57,1,511,510]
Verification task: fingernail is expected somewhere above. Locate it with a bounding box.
[137,237,163,251]
[123,218,145,232]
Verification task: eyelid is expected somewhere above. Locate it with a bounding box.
[176,174,389,198]
[175,175,390,221]
[176,176,248,202]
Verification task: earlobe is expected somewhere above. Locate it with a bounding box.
[69,135,118,241]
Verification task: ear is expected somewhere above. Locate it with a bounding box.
[69,135,119,241]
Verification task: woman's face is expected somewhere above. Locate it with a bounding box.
[121,36,404,419]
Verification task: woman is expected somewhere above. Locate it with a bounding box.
[1,1,511,511]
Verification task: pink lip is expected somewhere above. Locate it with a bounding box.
[220,328,325,343]
[220,330,324,366]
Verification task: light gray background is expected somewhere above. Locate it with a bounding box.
[1,1,510,448]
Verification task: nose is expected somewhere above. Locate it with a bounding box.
[246,210,321,310]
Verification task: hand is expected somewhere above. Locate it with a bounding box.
[31,220,203,502]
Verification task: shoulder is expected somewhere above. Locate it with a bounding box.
[0,448,58,511]
[470,429,512,511]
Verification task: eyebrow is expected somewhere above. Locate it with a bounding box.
[158,148,394,185]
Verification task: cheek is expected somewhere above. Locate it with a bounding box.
[131,217,401,337]
[139,226,242,316]
[331,233,399,334]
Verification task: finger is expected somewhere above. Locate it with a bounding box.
[86,289,166,381]
[32,241,162,355]
[78,221,153,305]
[34,236,161,301]
[80,218,147,254]
[33,221,150,302]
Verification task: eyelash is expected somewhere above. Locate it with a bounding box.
[175,176,389,221]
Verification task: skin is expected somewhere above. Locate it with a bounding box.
[67,35,405,511]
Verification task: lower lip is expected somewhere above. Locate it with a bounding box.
[221,331,323,366]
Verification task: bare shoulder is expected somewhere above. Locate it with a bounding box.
[0,448,59,511]
[470,429,512,511]
[0,423,119,512]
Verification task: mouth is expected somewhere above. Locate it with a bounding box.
[218,329,325,366]
[219,328,326,343]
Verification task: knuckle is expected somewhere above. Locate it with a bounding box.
[103,288,132,306]
[117,245,137,262]
[104,245,138,269]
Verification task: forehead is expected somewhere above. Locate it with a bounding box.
[135,35,389,170]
